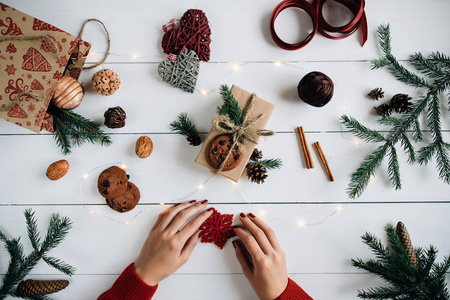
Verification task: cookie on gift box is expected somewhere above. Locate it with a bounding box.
[106,182,141,213]
[97,166,128,198]
[208,134,243,171]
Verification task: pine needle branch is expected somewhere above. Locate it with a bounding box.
[48,105,112,155]
[342,24,450,198]
[352,224,450,299]
[24,209,41,252]
[170,112,198,137]
[0,210,75,299]
[257,158,283,170]
[217,85,243,126]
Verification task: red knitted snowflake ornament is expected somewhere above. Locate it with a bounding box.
[161,9,211,62]
[199,208,235,249]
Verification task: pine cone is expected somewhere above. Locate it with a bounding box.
[250,148,263,161]
[16,279,69,296]
[367,88,384,100]
[187,132,201,146]
[246,163,268,184]
[390,93,413,113]
[374,103,392,116]
[396,222,418,266]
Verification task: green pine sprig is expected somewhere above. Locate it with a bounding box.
[341,24,450,198]
[170,112,198,137]
[49,105,112,155]
[217,85,243,126]
[352,224,450,299]
[256,158,283,170]
[0,209,75,300]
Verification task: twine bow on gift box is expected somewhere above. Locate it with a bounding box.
[211,93,274,174]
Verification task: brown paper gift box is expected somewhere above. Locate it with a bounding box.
[195,85,276,182]
[0,3,91,133]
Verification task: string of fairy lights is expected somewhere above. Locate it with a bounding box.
[79,51,374,227]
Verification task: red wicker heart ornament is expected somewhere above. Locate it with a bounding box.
[199,208,235,249]
[161,9,211,62]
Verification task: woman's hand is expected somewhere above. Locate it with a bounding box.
[134,200,213,286]
[233,213,288,300]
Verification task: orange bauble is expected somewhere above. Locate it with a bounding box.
[51,76,84,109]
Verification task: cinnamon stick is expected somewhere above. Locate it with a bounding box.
[297,126,314,169]
[313,141,334,181]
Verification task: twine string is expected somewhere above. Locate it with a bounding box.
[0,35,61,59]
[211,93,275,174]
[0,91,41,112]
[79,18,111,70]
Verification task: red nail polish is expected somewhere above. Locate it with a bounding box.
[174,203,180,207]
[240,212,246,218]
[198,231,203,238]
[189,200,196,204]
[248,213,255,218]
[201,200,208,205]
[207,207,214,212]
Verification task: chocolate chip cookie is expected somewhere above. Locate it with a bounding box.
[106,182,141,213]
[97,166,128,198]
[208,134,243,171]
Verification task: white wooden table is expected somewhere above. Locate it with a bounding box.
[1,1,449,299]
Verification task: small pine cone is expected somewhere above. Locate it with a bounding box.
[250,148,263,161]
[396,222,418,266]
[374,103,392,116]
[16,279,69,296]
[390,93,413,113]
[187,132,201,146]
[367,88,384,100]
[246,163,268,184]
[104,106,126,128]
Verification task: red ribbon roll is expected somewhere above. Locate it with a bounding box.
[270,0,318,50]
[270,0,368,50]
[314,0,367,46]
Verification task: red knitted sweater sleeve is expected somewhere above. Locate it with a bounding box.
[97,263,158,300]
[276,278,313,300]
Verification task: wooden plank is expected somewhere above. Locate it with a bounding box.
[0,203,449,276]
[0,133,449,205]
[0,273,395,300]
[1,0,449,63]
[1,61,448,135]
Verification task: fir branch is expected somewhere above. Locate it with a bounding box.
[343,24,450,198]
[48,105,112,155]
[42,256,76,276]
[217,85,243,126]
[387,145,401,190]
[353,224,450,300]
[0,210,74,299]
[52,117,72,155]
[257,158,283,170]
[170,113,198,137]
[341,115,387,143]
[347,145,388,199]
[25,209,41,252]
[40,214,72,254]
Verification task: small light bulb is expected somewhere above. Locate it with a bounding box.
[132,54,139,59]
[297,220,306,227]
[368,175,375,183]
[233,64,240,71]
[273,61,282,66]
[201,90,208,95]
[336,206,343,212]
[258,210,267,216]
[159,202,165,206]
[82,173,89,179]
[125,221,130,224]
[198,184,204,190]
[120,164,127,170]
[89,210,95,214]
